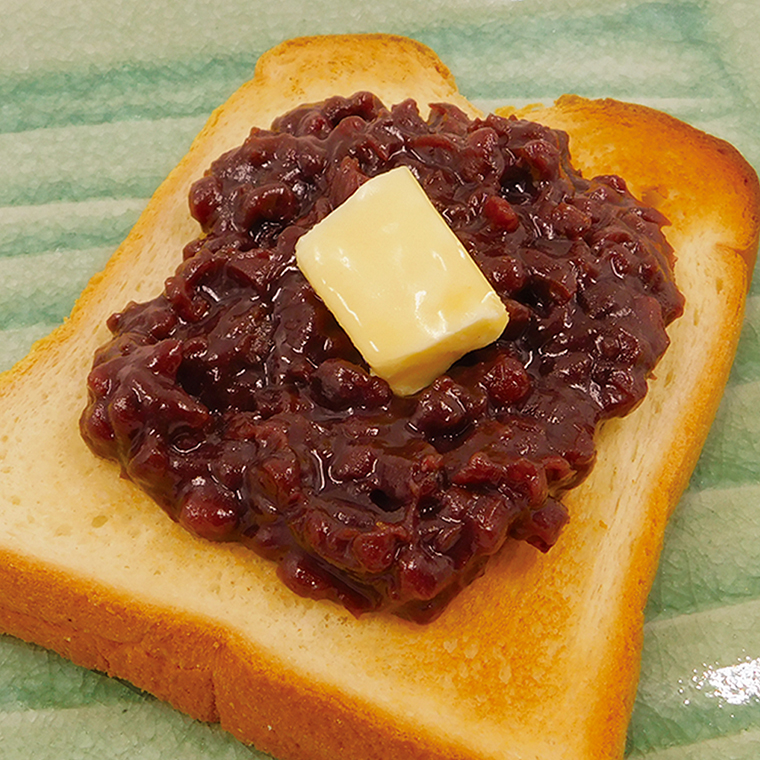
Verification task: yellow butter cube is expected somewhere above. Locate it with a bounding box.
[295,166,508,396]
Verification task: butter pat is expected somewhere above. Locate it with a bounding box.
[295,166,508,396]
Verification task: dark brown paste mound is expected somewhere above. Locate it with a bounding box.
[80,92,684,621]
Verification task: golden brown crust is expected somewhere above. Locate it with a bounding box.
[506,95,760,279]
[508,93,758,756]
[0,33,758,760]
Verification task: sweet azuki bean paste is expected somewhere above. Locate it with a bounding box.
[81,92,684,622]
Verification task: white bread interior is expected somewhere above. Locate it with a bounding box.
[0,34,758,760]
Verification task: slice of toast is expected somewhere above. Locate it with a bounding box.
[0,34,758,760]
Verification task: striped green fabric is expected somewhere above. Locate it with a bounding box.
[2,0,759,757]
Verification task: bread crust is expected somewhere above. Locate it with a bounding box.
[0,34,758,760]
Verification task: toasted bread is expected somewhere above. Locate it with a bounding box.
[0,34,757,760]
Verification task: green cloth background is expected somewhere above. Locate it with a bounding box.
[2,0,760,756]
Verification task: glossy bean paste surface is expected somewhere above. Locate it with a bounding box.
[80,92,684,621]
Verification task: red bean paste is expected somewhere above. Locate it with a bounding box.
[81,92,684,621]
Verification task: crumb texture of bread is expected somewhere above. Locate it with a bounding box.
[0,34,758,760]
